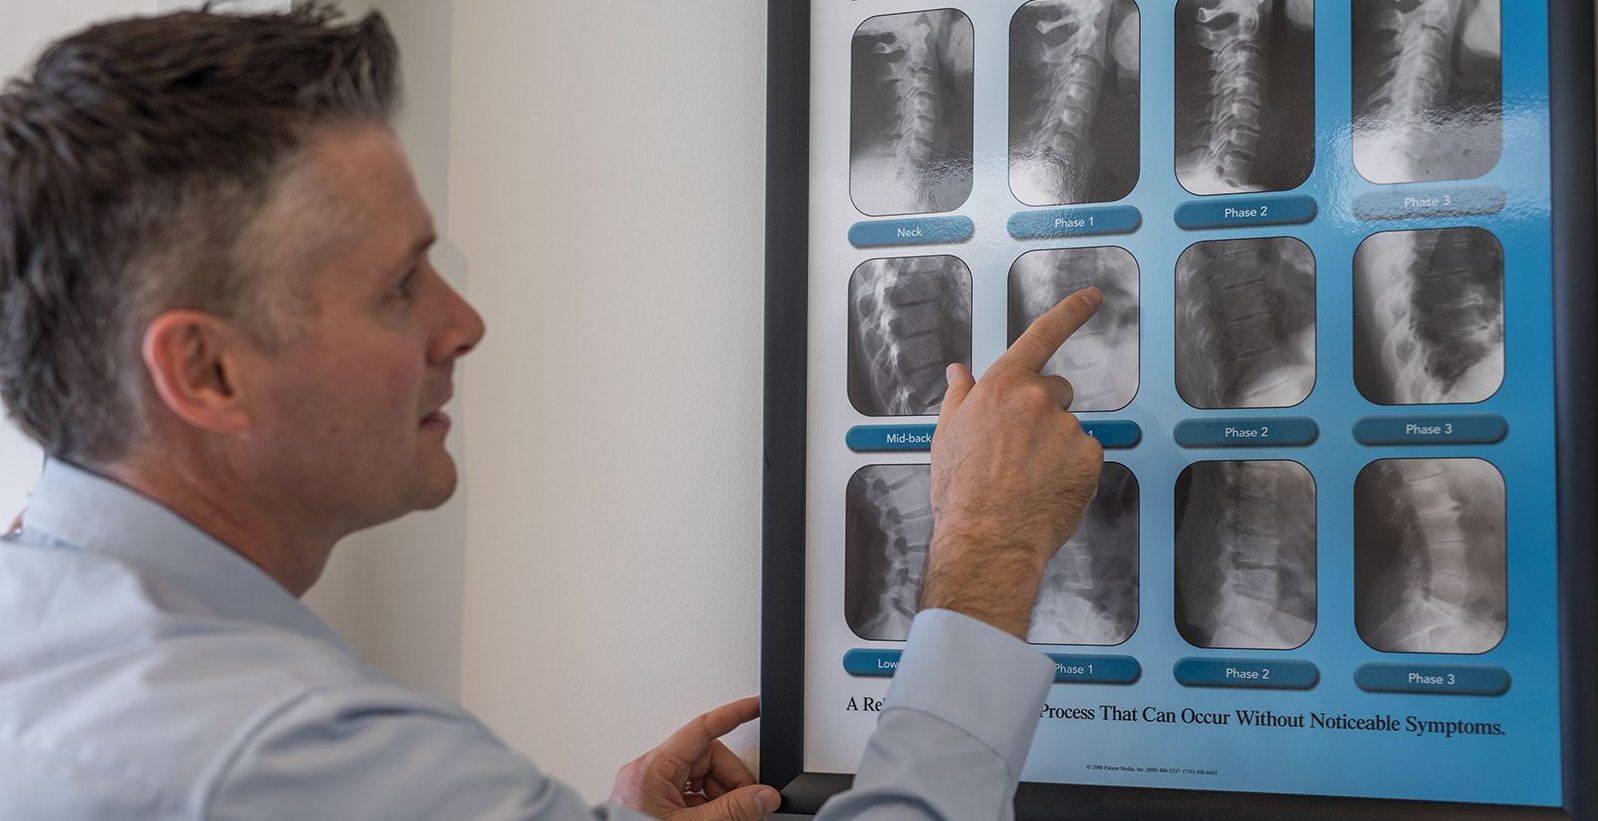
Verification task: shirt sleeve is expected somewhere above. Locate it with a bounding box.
[814,609,1055,821]
[206,681,653,821]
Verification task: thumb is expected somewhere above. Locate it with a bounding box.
[939,363,975,418]
[673,784,780,821]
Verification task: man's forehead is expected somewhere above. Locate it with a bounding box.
[247,123,433,278]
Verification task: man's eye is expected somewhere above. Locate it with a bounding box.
[391,267,419,299]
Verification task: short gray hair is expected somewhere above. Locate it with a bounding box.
[0,1,400,463]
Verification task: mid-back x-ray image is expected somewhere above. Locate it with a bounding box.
[845,463,1140,646]
[1175,236,1316,409]
[1008,247,1140,412]
[1352,0,1502,184]
[1175,460,1317,651]
[1354,227,1505,405]
[1008,0,1141,206]
[1355,458,1506,654]
[1174,0,1315,195]
[847,255,972,418]
[850,10,975,216]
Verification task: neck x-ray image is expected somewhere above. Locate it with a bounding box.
[1008,0,1141,206]
[1175,0,1316,195]
[850,9,975,216]
[1352,0,1502,184]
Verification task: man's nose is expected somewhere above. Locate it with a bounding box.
[433,278,486,363]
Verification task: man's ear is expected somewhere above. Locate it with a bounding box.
[141,310,258,435]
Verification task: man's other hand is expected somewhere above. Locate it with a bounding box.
[610,696,780,820]
[924,286,1108,639]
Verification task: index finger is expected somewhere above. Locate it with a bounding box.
[666,696,761,752]
[996,287,1103,373]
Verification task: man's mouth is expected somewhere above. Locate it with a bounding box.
[420,409,452,432]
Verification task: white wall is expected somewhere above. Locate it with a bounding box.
[444,1,769,800]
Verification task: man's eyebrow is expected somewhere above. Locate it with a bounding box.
[397,232,437,271]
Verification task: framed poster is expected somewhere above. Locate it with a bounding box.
[761,1,1598,818]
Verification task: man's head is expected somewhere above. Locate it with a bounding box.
[0,5,484,553]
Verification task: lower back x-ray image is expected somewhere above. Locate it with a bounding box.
[847,255,972,418]
[1175,460,1317,651]
[1008,246,1140,412]
[1175,236,1316,410]
[1356,458,1506,654]
[845,463,1140,646]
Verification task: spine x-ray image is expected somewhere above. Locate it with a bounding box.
[851,10,975,216]
[847,255,972,418]
[1009,0,1141,206]
[1175,0,1315,195]
[1354,227,1504,405]
[1175,237,1316,409]
[1356,458,1506,654]
[1008,246,1140,412]
[846,463,1141,646]
[1175,460,1316,651]
[1352,0,1502,184]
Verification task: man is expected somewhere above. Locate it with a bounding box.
[0,6,1104,820]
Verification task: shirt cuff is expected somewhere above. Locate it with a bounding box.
[882,608,1054,777]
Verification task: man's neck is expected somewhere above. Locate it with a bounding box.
[97,453,336,597]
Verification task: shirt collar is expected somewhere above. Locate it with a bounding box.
[20,458,354,656]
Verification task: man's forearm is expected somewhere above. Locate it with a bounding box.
[919,532,1046,640]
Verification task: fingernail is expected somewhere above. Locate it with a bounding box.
[945,363,960,383]
[1080,286,1103,307]
[758,787,781,812]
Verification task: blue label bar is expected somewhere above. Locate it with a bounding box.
[1353,185,1506,221]
[1082,421,1142,449]
[1354,664,1511,697]
[1353,415,1508,446]
[849,216,974,248]
[1007,205,1142,240]
[846,425,936,452]
[1173,195,1317,230]
[850,421,1140,452]
[1046,654,1142,685]
[843,649,902,678]
[1174,418,1318,448]
[1174,658,1320,690]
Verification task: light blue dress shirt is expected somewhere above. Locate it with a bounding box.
[0,460,1053,819]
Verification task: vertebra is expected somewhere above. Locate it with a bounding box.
[1356,458,1505,653]
[1356,228,1503,404]
[848,256,972,417]
[1010,246,1140,411]
[1175,237,1316,409]
[1176,460,1317,650]
[847,464,934,641]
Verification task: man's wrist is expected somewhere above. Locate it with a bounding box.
[919,531,1046,640]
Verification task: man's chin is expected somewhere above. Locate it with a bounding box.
[410,454,460,511]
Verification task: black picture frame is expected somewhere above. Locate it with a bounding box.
[760,2,1598,818]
